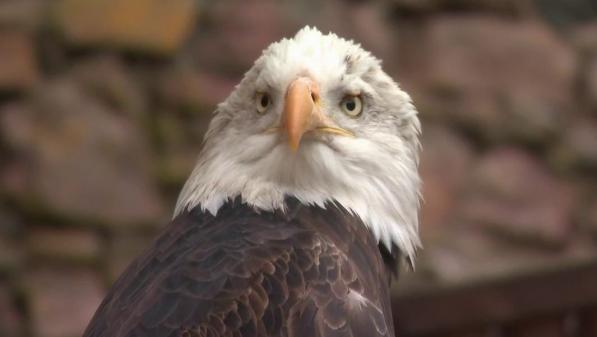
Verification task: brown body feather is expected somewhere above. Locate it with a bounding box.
[83,198,398,337]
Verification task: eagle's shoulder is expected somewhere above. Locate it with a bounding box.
[83,199,395,337]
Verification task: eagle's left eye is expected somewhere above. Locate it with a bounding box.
[340,95,363,117]
[256,93,271,114]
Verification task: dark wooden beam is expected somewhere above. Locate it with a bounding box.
[392,259,597,336]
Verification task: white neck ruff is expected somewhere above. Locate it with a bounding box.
[174,132,421,261]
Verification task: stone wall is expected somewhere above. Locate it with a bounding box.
[0,1,596,337]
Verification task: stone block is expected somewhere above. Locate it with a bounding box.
[410,16,576,144]
[25,268,105,337]
[26,227,102,264]
[0,284,22,337]
[0,80,166,228]
[461,148,576,247]
[0,0,47,31]
[0,30,38,91]
[54,0,197,55]
[419,125,474,238]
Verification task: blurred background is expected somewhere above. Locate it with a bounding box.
[0,0,596,337]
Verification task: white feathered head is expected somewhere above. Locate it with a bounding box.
[176,27,422,260]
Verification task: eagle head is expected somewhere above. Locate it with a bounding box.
[175,27,422,260]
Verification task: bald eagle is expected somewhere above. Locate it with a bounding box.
[83,27,421,337]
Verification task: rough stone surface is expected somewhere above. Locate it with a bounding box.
[461,148,575,247]
[0,208,23,273]
[26,227,101,264]
[419,16,575,144]
[0,237,22,274]
[0,207,22,238]
[158,66,236,113]
[586,56,597,112]
[54,0,197,55]
[25,268,105,337]
[71,54,147,117]
[389,0,535,16]
[413,226,561,284]
[192,0,296,74]
[194,0,394,75]
[584,198,597,238]
[153,66,232,187]
[0,0,47,30]
[551,117,597,171]
[571,22,597,53]
[106,234,154,283]
[311,1,395,66]
[535,0,597,29]
[154,112,206,189]
[0,30,38,91]
[419,124,474,238]
[0,82,166,227]
[0,284,21,337]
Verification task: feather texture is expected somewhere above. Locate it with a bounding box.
[83,198,396,337]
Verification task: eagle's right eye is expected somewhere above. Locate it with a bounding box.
[256,93,271,114]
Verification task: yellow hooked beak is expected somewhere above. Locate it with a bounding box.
[281,76,353,152]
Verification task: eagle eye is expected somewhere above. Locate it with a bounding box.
[340,95,363,117]
[256,92,271,114]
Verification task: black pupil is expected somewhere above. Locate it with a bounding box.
[260,95,269,107]
[345,100,356,111]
